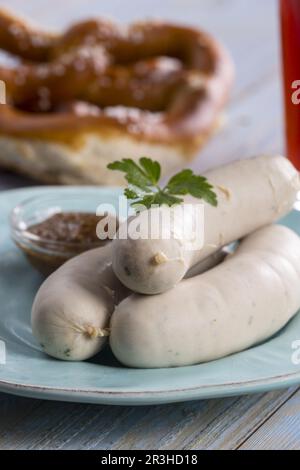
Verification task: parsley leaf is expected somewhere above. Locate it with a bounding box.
[139,157,161,184]
[107,157,218,210]
[107,159,153,191]
[124,188,140,199]
[166,169,218,207]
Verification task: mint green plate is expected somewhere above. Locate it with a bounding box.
[1,186,300,405]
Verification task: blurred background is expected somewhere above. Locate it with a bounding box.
[0,0,281,188]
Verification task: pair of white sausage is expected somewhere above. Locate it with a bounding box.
[31,155,300,366]
[110,225,300,368]
[31,237,223,360]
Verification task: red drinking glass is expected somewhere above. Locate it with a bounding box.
[280,0,300,170]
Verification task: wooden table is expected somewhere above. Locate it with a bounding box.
[0,0,300,450]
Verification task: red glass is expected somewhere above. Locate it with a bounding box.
[280,0,300,170]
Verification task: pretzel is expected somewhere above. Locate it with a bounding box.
[0,8,234,185]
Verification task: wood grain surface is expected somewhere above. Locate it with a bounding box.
[0,0,299,450]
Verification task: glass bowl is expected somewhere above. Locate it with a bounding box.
[10,189,120,276]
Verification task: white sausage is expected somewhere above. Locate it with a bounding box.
[31,244,128,361]
[110,225,300,368]
[112,155,299,294]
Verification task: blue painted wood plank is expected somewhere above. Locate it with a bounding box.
[0,388,297,449]
[240,389,300,450]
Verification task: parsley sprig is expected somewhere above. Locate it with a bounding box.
[107,157,217,210]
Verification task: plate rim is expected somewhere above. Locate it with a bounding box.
[1,370,300,405]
